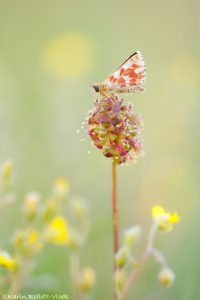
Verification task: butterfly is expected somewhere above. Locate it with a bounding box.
[91,51,146,98]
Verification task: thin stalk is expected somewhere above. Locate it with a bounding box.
[70,253,81,300]
[9,260,28,295]
[8,272,22,295]
[120,224,157,300]
[112,159,119,256]
[112,159,119,300]
[120,249,150,300]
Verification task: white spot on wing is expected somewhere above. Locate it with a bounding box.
[113,69,120,78]
[123,75,130,82]
[123,60,132,69]
[135,67,145,74]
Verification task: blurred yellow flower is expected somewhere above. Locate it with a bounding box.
[70,196,88,221]
[1,159,13,179]
[151,206,180,231]
[54,178,69,199]
[169,54,200,88]
[26,229,43,254]
[115,247,129,269]
[80,267,96,293]
[0,251,17,271]
[115,269,127,291]
[44,216,70,245]
[13,229,43,256]
[42,32,95,79]
[159,267,175,287]
[27,230,39,244]
[24,192,40,220]
[124,225,141,248]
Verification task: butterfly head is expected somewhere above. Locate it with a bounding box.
[89,84,101,97]
[90,84,99,93]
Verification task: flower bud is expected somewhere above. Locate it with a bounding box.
[13,229,43,257]
[115,247,129,269]
[159,267,175,287]
[1,160,13,192]
[80,267,96,293]
[124,225,141,248]
[54,178,69,200]
[115,270,127,291]
[70,196,88,221]
[24,192,40,221]
[12,230,25,252]
[1,160,13,179]
[43,197,58,221]
[68,227,84,251]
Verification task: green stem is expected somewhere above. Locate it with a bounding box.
[112,159,119,300]
[70,253,81,300]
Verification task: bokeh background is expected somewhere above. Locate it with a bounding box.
[0,0,199,299]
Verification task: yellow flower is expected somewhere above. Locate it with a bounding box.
[151,205,180,231]
[13,229,43,256]
[54,178,70,199]
[44,216,70,245]
[115,270,127,291]
[124,225,141,248]
[27,229,43,254]
[80,267,96,293]
[24,192,40,220]
[42,32,95,79]
[159,267,175,287]
[2,159,13,179]
[70,196,88,221]
[0,251,17,271]
[27,230,39,244]
[115,247,129,269]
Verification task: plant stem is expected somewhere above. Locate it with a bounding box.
[70,253,81,300]
[112,159,119,300]
[120,224,157,300]
[120,249,150,300]
[9,261,27,295]
[112,159,119,256]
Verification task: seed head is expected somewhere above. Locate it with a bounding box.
[87,96,144,164]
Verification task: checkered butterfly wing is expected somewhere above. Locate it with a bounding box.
[103,51,146,89]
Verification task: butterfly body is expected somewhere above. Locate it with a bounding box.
[91,51,146,98]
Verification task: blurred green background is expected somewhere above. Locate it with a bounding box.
[0,0,199,299]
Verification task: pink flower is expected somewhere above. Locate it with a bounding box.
[87,96,144,164]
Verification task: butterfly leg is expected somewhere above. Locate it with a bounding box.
[99,90,113,99]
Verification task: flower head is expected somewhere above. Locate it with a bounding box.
[87,95,144,164]
[159,267,175,287]
[0,251,17,271]
[54,178,70,199]
[70,196,88,221]
[124,225,141,248]
[1,159,13,179]
[80,267,96,293]
[13,229,43,257]
[115,269,127,291]
[151,205,180,231]
[44,216,70,245]
[115,246,129,269]
[24,192,40,220]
